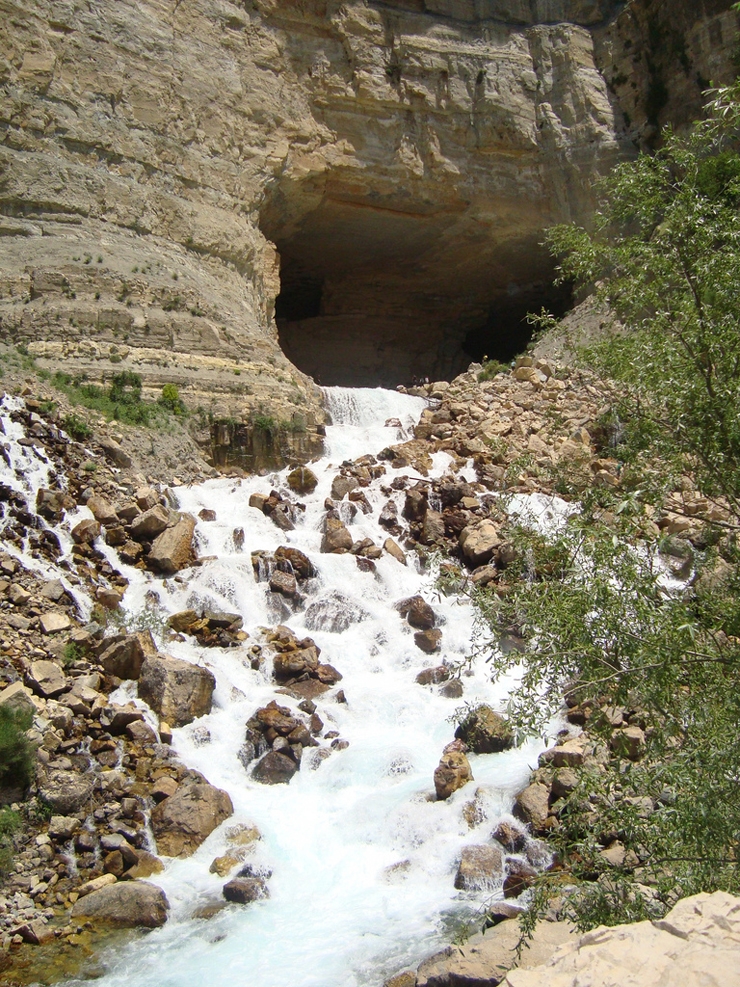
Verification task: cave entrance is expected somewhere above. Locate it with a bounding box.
[261,178,566,387]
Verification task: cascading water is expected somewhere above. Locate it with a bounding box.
[2,388,546,987]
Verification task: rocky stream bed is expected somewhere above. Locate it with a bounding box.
[0,360,735,986]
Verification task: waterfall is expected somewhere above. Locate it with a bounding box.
[2,389,545,987]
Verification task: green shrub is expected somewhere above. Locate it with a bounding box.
[0,807,21,875]
[62,412,92,441]
[159,383,185,415]
[477,359,509,381]
[0,705,35,793]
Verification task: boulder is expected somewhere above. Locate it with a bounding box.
[331,475,358,500]
[168,610,199,633]
[274,546,316,579]
[503,857,538,898]
[39,612,72,634]
[99,437,133,469]
[460,519,501,567]
[252,751,298,785]
[135,486,160,510]
[71,881,169,928]
[0,681,35,717]
[513,782,551,833]
[222,876,269,904]
[130,504,170,540]
[27,660,66,698]
[397,595,436,629]
[539,738,586,768]
[434,741,473,800]
[273,646,320,681]
[610,724,646,760]
[454,844,505,891]
[87,495,118,525]
[414,629,442,653]
[420,510,445,545]
[39,768,94,814]
[416,665,450,686]
[151,774,233,857]
[417,917,574,987]
[287,466,318,494]
[71,518,100,545]
[270,570,297,596]
[47,815,81,841]
[36,488,74,521]
[321,517,353,553]
[384,538,407,565]
[138,654,216,727]
[502,891,740,987]
[98,630,157,679]
[148,513,197,573]
[454,705,514,754]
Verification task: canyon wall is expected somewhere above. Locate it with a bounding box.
[0,0,736,417]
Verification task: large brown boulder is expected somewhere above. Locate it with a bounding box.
[138,654,215,727]
[454,704,514,754]
[98,630,157,680]
[397,595,436,630]
[321,517,353,553]
[151,774,233,857]
[130,504,170,540]
[434,741,473,801]
[71,881,169,928]
[148,514,197,573]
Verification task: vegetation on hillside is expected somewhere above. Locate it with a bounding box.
[477,78,740,931]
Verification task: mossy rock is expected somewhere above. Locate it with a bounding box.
[454,705,513,754]
[286,467,318,495]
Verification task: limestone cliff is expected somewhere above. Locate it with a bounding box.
[0,0,735,415]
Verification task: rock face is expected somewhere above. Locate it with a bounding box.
[70,881,169,929]
[1,0,732,408]
[138,654,216,727]
[503,891,740,987]
[150,774,233,857]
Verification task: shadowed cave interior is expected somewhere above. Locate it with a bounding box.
[261,182,572,388]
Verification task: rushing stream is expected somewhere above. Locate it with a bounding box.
[3,387,548,987]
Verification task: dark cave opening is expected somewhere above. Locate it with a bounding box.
[262,181,568,388]
[462,282,574,365]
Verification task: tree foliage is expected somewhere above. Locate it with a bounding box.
[545,103,740,516]
[477,84,740,930]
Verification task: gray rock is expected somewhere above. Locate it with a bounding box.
[99,437,133,469]
[71,880,169,928]
[39,768,94,814]
[27,660,67,698]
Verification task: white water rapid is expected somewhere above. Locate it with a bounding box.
[2,388,547,987]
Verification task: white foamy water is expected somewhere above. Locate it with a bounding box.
[2,388,545,987]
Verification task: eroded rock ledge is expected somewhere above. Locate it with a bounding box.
[1,0,734,404]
